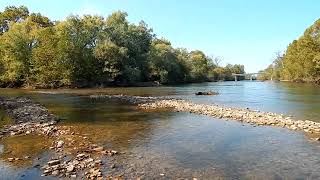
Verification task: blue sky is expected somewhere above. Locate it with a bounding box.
[1,0,319,73]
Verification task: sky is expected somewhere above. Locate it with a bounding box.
[1,0,320,73]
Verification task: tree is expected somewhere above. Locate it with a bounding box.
[262,18,320,83]
[0,5,246,87]
[54,15,105,86]
[94,39,128,81]
[211,55,222,67]
[105,11,153,82]
[30,27,70,88]
[0,6,29,34]
[148,38,187,84]
[0,20,34,87]
[29,13,53,28]
[188,50,209,82]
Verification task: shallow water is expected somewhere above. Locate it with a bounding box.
[14,80,319,122]
[1,81,320,179]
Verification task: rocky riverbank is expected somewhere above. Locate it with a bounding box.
[138,99,320,140]
[0,97,120,179]
[0,97,58,124]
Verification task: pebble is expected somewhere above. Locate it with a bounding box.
[71,174,77,178]
[93,146,104,152]
[52,170,59,176]
[67,165,75,172]
[56,140,64,148]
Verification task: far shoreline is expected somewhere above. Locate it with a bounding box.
[0,79,274,90]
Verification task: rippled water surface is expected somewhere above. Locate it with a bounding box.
[1,81,320,179]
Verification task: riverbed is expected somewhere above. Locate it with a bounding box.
[1,81,320,179]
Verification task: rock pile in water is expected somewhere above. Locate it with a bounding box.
[41,148,117,179]
[0,96,120,178]
[0,118,119,178]
[139,99,320,136]
[0,97,58,123]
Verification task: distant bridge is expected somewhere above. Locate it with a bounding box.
[232,73,261,81]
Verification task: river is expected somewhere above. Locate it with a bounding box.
[1,81,320,179]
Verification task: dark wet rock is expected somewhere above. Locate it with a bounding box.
[195,91,219,95]
[48,159,60,166]
[33,164,40,168]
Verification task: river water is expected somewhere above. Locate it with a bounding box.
[1,81,320,179]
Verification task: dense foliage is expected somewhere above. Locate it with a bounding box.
[259,19,320,84]
[0,6,245,88]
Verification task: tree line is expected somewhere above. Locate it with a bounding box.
[0,6,245,88]
[258,19,320,84]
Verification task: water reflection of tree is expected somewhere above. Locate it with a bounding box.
[277,82,320,122]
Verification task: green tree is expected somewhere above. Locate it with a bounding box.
[30,27,70,88]
[94,39,128,81]
[0,5,246,87]
[0,6,29,34]
[55,15,105,86]
[105,11,153,82]
[148,38,187,84]
[262,18,320,83]
[188,50,209,82]
[0,20,34,86]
